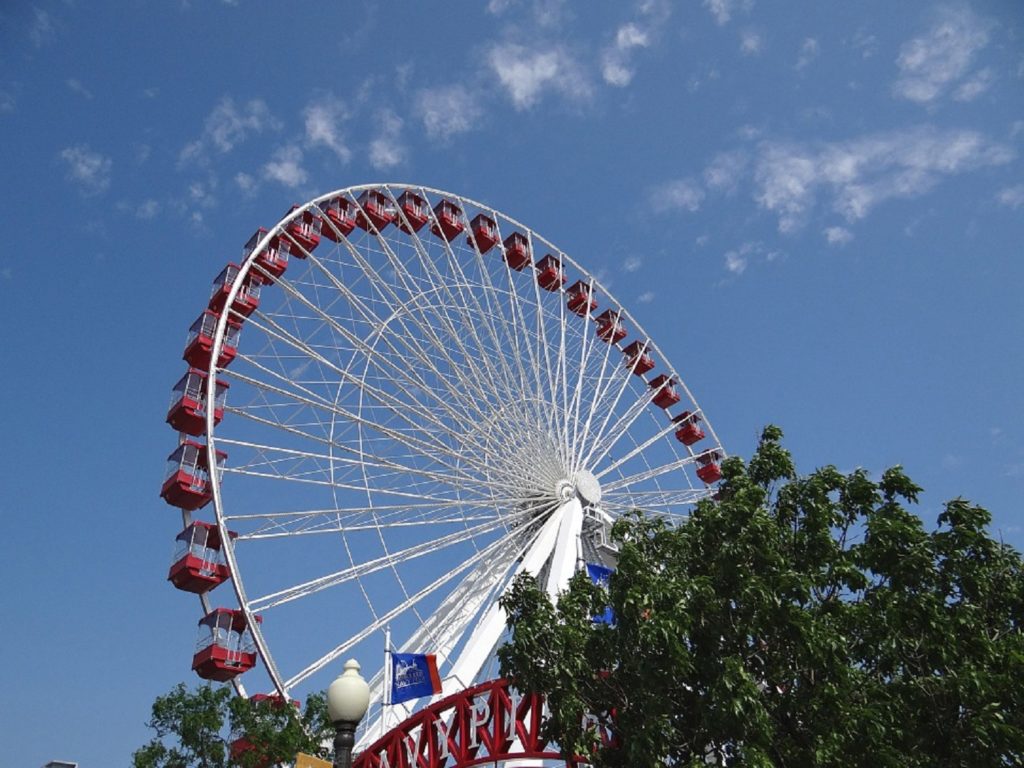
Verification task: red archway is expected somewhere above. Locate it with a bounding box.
[354,678,601,767]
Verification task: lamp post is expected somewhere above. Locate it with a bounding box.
[326,658,371,768]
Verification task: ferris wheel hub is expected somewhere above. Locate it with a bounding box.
[574,469,602,505]
[554,469,602,505]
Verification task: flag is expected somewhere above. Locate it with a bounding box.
[586,563,615,625]
[390,652,442,704]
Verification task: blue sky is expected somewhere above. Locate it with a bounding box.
[1,1,1022,765]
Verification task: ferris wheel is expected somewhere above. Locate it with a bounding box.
[160,183,724,744]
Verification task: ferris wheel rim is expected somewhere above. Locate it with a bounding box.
[196,183,725,708]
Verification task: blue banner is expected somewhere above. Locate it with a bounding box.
[390,652,442,704]
[586,563,615,625]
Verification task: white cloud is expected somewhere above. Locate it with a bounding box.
[687,65,722,94]
[704,150,748,193]
[638,290,655,304]
[304,96,351,163]
[369,109,406,169]
[724,251,747,274]
[416,85,484,141]
[171,174,219,223]
[598,2,671,88]
[602,61,633,89]
[722,241,779,276]
[754,127,1014,232]
[263,145,308,188]
[66,78,93,99]
[851,30,878,59]
[736,124,761,141]
[487,43,590,110]
[754,146,818,232]
[180,97,277,165]
[235,172,258,195]
[188,177,218,208]
[824,226,853,245]
[485,0,568,25]
[117,198,160,219]
[650,178,705,213]
[533,0,569,27]
[996,185,1024,210]
[618,22,651,49]
[704,0,736,25]
[60,145,112,195]
[941,453,963,470]
[800,105,831,122]
[740,29,763,56]
[30,8,54,47]
[953,67,993,102]
[601,23,651,87]
[135,199,160,219]
[0,88,16,113]
[623,255,642,272]
[796,38,819,71]
[892,6,991,105]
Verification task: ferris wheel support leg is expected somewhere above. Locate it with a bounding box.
[440,502,570,698]
[545,496,584,600]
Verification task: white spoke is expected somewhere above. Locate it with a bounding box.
[248,515,518,612]
[601,453,700,493]
[595,413,692,481]
[281,522,532,691]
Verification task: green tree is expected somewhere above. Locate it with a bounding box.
[133,683,333,768]
[499,426,1024,767]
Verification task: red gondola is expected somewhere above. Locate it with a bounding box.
[166,368,229,436]
[243,228,289,283]
[566,280,597,316]
[695,450,722,484]
[183,310,241,370]
[167,521,236,594]
[396,190,429,233]
[469,214,499,254]
[649,374,681,409]
[251,693,299,708]
[355,189,394,231]
[208,263,260,317]
[672,411,706,446]
[284,205,322,253]
[230,695,300,767]
[502,231,531,270]
[192,608,261,682]
[159,440,226,511]
[320,197,356,240]
[595,309,627,344]
[431,199,464,242]
[229,738,262,768]
[622,340,655,376]
[536,254,566,291]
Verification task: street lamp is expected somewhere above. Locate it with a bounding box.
[326,658,371,768]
